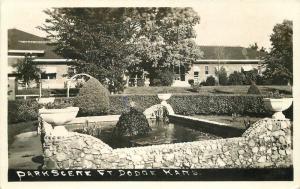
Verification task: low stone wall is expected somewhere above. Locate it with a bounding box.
[41,118,292,169]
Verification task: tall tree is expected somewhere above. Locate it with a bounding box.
[13,54,41,89]
[263,20,293,85]
[214,46,226,85]
[249,42,258,50]
[39,8,202,91]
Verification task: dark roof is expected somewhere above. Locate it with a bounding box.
[8,29,265,61]
[199,45,265,60]
[8,28,46,43]
[8,28,63,59]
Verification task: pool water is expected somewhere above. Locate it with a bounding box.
[72,120,222,149]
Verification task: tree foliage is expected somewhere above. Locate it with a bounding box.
[151,70,174,86]
[228,71,246,85]
[215,66,228,85]
[263,20,293,85]
[13,54,41,88]
[39,8,202,91]
[242,68,259,85]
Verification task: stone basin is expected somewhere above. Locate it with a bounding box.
[157,93,172,101]
[39,107,79,126]
[263,98,293,119]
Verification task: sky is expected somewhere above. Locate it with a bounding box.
[5,1,296,50]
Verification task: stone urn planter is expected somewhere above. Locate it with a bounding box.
[263,98,293,119]
[157,93,174,115]
[37,97,55,105]
[157,93,172,102]
[39,107,79,136]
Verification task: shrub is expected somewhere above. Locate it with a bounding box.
[247,82,262,95]
[113,107,151,136]
[107,76,126,94]
[151,70,174,86]
[205,76,216,86]
[243,68,259,85]
[74,78,110,116]
[228,71,246,85]
[255,74,266,85]
[151,79,162,86]
[8,100,40,124]
[137,79,145,87]
[200,81,206,86]
[190,85,201,93]
[188,79,194,86]
[44,101,73,109]
[215,67,228,85]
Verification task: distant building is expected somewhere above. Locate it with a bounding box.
[8,29,266,89]
[8,28,74,89]
[172,46,266,87]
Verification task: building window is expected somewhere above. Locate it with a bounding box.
[174,65,186,81]
[41,73,57,80]
[194,71,199,82]
[205,66,209,74]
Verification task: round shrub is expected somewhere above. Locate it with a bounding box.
[188,79,194,86]
[113,107,151,137]
[205,76,216,86]
[247,82,262,95]
[74,78,110,116]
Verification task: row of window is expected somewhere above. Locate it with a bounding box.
[41,73,57,80]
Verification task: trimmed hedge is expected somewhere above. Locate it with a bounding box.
[109,95,160,115]
[8,99,40,124]
[8,94,293,123]
[41,95,160,116]
[168,94,269,116]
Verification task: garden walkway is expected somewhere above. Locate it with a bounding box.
[8,131,43,169]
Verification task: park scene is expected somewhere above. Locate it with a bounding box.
[7,7,293,181]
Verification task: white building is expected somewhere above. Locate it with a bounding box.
[8,29,266,89]
[8,28,74,89]
[172,46,265,87]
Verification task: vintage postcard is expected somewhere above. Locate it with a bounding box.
[0,0,299,188]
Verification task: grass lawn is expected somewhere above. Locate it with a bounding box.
[190,115,263,129]
[17,85,292,97]
[8,121,37,147]
[123,85,292,95]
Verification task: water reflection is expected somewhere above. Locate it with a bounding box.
[73,120,221,149]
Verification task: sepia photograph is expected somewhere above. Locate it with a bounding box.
[1,0,299,188]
